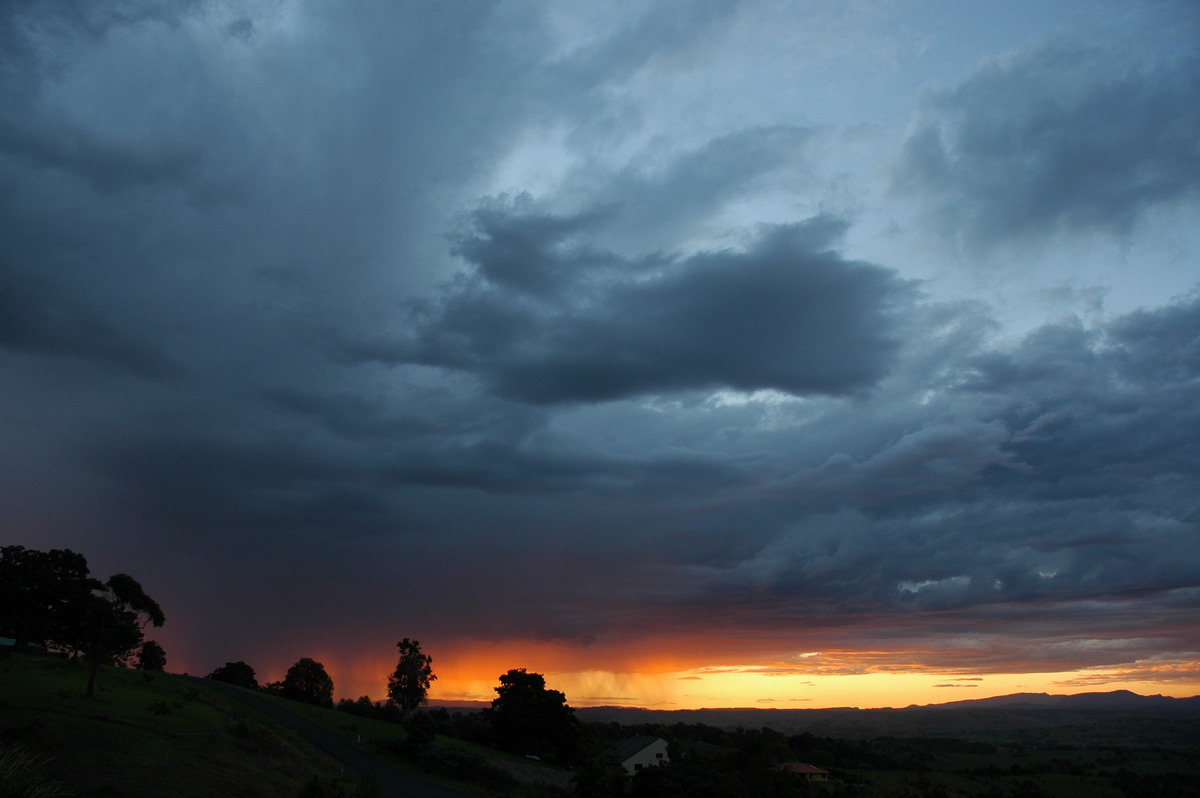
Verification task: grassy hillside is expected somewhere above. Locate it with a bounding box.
[12,649,1194,798]
[0,650,366,797]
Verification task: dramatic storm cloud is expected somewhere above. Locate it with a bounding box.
[3,0,1198,706]
[895,41,1200,248]
[374,210,913,403]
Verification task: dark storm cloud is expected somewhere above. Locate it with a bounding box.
[895,41,1200,246]
[0,113,202,194]
[363,209,914,404]
[564,126,819,252]
[0,1,605,547]
[0,263,176,377]
[0,0,189,57]
[1107,297,1200,386]
[3,0,1197,688]
[85,426,393,537]
[967,298,1200,503]
[662,293,1200,644]
[0,3,202,192]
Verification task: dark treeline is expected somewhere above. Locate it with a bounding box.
[207,637,436,715]
[337,666,581,764]
[208,656,336,708]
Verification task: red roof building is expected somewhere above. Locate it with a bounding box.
[778,762,831,781]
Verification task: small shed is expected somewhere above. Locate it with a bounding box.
[778,762,831,781]
[608,735,670,774]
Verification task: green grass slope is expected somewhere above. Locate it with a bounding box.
[0,650,357,797]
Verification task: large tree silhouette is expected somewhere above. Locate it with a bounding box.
[0,545,100,652]
[489,668,579,761]
[137,640,167,672]
[85,573,165,697]
[1,545,165,697]
[283,657,334,707]
[387,637,436,720]
[208,660,260,689]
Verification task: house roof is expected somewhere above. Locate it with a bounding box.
[778,762,830,775]
[607,735,666,763]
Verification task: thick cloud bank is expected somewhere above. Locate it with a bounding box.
[360,209,913,403]
[2,1,1197,696]
[896,43,1200,246]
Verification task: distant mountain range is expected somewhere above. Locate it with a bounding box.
[903,689,1200,713]
[432,689,1200,716]
[565,690,1200,743]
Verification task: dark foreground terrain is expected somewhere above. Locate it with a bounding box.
[0,652,484,797]
[3,649,1197,798]
[572,695,1200,797]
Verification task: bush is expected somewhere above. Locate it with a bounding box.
[147,700,177,716]
[207,661,259,689]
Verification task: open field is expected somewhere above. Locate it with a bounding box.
[0,651,373,797]
[0,650,558,797]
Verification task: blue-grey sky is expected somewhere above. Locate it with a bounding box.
[2,0,1198,705]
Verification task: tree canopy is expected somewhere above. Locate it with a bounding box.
[1,545,165,697]
[137,640,167,672]
[490,668,579,761]
[387,637,436,718]
[208,660,260,689]
[283,657,334,707]
[91,573,165,662]
[0,545,101,653]
[0,546,164,666]
[84,572,165,696]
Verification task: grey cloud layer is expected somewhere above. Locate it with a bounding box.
[895,42,1200,246]
[1,1,1197,678]
[664,293,1200,636]
[361,209,914,404]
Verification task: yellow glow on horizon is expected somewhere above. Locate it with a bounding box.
[415,665,1200,711]
[269,640,1200,710]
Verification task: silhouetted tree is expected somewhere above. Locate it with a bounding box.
[85,572,165,697]
[283,657,334,707]
[0,545,100,652]
[137,640,167,671]
[387,638,436,720]
[99,573,165,658]
[489,668,579,761]
[208,660,260,688]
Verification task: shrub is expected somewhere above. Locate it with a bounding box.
[147,700,175,716]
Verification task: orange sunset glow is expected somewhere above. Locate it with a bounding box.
[246,638,1200,711]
